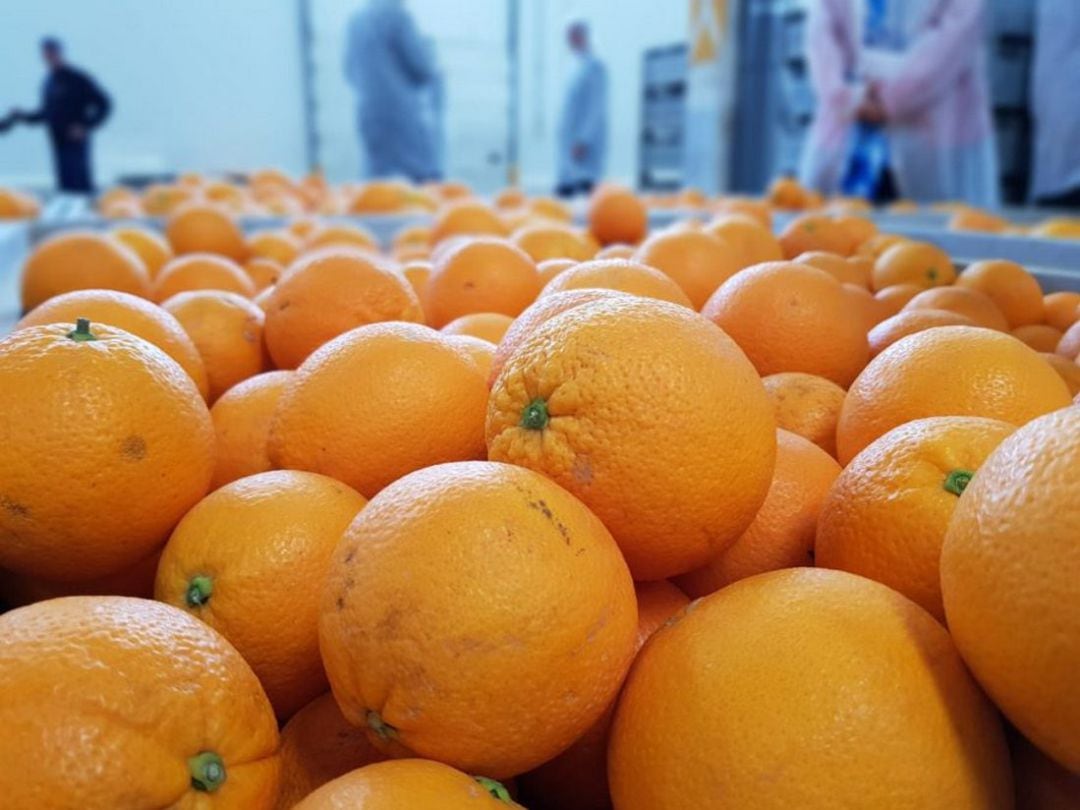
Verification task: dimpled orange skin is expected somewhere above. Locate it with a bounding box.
[248,230,301,267]
[703,214,784,269]
[209,370,294,488]
[837,326,1072,464]
[761,372,846,457]
[245,257,284,292]
[537,257,576,286]
[264,247,423,369]
[0,323,214,582]
[294,760,521,810]
[424,238,541,327]
[16,288,210,399]
[0,596,281,809]
[778,214,854,258]
[445,335,496,379]
[1012,324,1063,353]
[441,312,514,344]
[541,258,693,308]
[608,568,1013,810]
[305,223,379,253]
[956,259,1045,328]
[796,250,872,289]
[587,186,648,246]
[487,297,776,581]
[155,471,366,720]
[20,230,151,312]
[1041,353,1080,396]
[512,224,597,262]
[903,286,1009,331]
[112,225,174,279]
[816,416,1015,622]
[632,229,740,309]
[1043,291,1080,331]
[166,202,250,262]
[677,430,841,598]
[868,309,977,357]
[702,261,869,387]
[273,693,387,810]
[429,200,509,245]
[942,407,1080,772]
[153,253,257,302]
[319,462,638,779]
[873,241,956,291]
[874,282,922,316]
[270,322,488,499]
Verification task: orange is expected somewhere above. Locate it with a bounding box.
[796,250,872,288]
[165,201,249,261]
[702,261,869,387]
[855,233,907,261]
[1012,324,1064,353]
[0,596,280,807]
[833,213,878,249]
[1010,732,1080,810]
[903,286,1009,331]
[20,231,150,312]
[494,187,526,209]
[594,243,636,259]
[817,416,1014,622]
[868,308,977,357]
[247,229,301,266]
[155,470,366,719]
[153,253,257,302]
[677,431,841,598]
[608,568,1011,810]
[0,187,40,219]
[264,247,423,369]
[288,217,321,241]
[0,548,160,607]
[713,197,772,228]
[349,180,409,213]
[1041,352,1080,395]
[836,326,1072,464]
[320,461,636,777]
[441,312,513,344]
[445,335,496,379]
[1057,320,1080,360]
[942,406,1080,772]
[0,321,213,582]
[529,196,572,223]
[949,208,1008,232]
[703,214,784,269]
[872,241,956,290]
[766,176,809,209]
[270,322,488,498]
[16,288,210,399]
[424,238,540,327]
[587,185,648,245]
[761,371,846,457]
[112,225,173,279]
[512,224,595,262]
[487,296,775,580]
[305,223,379,253]
[842,283,884,331]
[163,290,268,403]
[392,223,431,251]
[253,286,274,313]
[1031,217,1080,239]
[541,258,693,307]
[778,214,853,258]
[294,760,520,810]
[537,257,576,286]
[875,282,924,316]
[1043,291,1080,331]
[244,257,283,292]
[430,200,508,245]
[956,260,1044,327]
[633,229,739,309]
[209,370,294,488]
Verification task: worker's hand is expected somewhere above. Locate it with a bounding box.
[572,142,589,162]
[68,124,87,141]
[856,83,887,125]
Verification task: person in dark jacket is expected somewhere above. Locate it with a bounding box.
[4,38,111,193]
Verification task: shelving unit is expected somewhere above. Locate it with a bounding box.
[639,44,689,191]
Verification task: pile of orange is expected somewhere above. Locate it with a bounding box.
[1,175,1078,809]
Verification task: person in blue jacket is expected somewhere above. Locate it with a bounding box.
[556,20,608,198]
[344,0,441,182]
[3,38,111,193]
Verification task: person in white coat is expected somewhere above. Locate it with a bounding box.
[344,0,441,181]
[799,0,999,207]
[556,20,608,197]
[1029,0,1080,208]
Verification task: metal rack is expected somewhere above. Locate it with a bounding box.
[640,44,689,191]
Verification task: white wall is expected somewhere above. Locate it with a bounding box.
[0,0,307,188]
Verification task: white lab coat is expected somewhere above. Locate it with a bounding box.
[800,0,1000,207]
[557,53,608,186]
[1029,0,1080,201]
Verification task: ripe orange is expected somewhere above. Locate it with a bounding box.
[247,229,301,267]
[320,461,637,777]
[153,253,257,302]
[440,312,513,344]
[349,180,409,213]
[0,187,40,219]
[293,760,520,810]
[244,257,283,292]
[537,257,576,286]
[778,214,853,258]
[529,196,573,223]
[430,200,508,245]
[868,309,976,357]
[836,326,1072,464]
[1011,324,1064,352]
[487,296,775,580]
[833,213,878,249]
[445,334,496,379]
[0,321,213,581]
[165,201,249,261]
[541,258,693,307]
[903,286,1009,331]
[512,224,595,262]
[633,229,739,309]
[305,223,379,253]
[163,290,268,402]
[587,185,648,246]
[392,223,431,251]
[611,568,1011,810]
[155,470,366,719]
[714,197,772,227]
[270,322,488,498]
[795,250,872,288]
[1057,320,1080,360]
[209,370,294,488]
[856,232,908,259]
[424,238,540,327]
[942,407,1080,772]
[949,208,1008,233]
[494,187,526,209]
[677,430,841,598]
[264,248,423,369]
[704,214,784,269]
[1043,291,1080,331]
[873,241,956,290]
[956,260,1044,327]
[16,288,210,399]
[874,282,922,316]
[766,176,809,209]
[842,283,884,331]
[1041,352,1080,395]
[0,596,280,807]
[817,416,1014,622]
[761,372,846,456]
[592,243,635,260]
[20,231,151,312]
[112,225,174,279]
[702,261,869,387]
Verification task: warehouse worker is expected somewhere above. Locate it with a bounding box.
[800,0,999,207]
[556,20,608,198]
[4,38,111,193]
[1029,0,1080,208]
[344,0,441,182]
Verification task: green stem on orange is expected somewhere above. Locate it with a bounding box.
[519,398,549,431]
[67,317,97,342]
[188,751,226,792]
[943,469,974,496]
[185,575,213,608]
[366,710,398,741]
[475,776,513,803]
